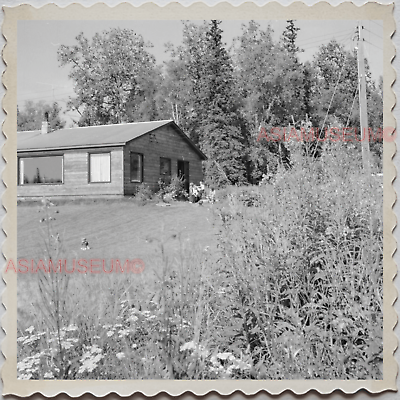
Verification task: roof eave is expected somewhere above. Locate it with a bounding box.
[17,143,125,153]
[167,121,208,160]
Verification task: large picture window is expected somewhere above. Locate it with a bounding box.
[19,156,63,185]
[160,157,171,181]
[130,152,143,182]
[89,153,111,183]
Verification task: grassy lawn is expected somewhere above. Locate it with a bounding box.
[17,199,219,269]
[17,199,220,334]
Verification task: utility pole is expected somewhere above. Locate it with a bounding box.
[357,22,371,176]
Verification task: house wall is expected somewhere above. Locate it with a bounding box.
[123,124,204,195]
[17,147,124,198]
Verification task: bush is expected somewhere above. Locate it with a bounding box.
[157,175,188,202]
[134,183,153,206]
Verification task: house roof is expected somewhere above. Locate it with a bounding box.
[17,120,207,160]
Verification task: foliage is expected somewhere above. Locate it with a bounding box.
[196,20,247,186]
[58,28,161,126]
[280,20,301,56]
[159,21,209,141]
[158,175,188,202]
[17,101,66,132]
[213,145,383,379]
[134,183,153,206]
[54,20,383,175]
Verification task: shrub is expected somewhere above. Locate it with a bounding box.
[134,183,153,206]
[157,175,188,202]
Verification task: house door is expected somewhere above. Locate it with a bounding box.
[177,160,189,192]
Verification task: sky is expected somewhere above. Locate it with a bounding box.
[17,19,383,127]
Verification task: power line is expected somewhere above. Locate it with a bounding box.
[18,91,75,103]
[300,33,354,54]
[363,39,383,51]
[363,28,383,40]
[299,31,354,50]
[345,85,359,129]
[18,85,73,97]
[297,28,354,46]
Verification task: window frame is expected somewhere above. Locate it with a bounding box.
[160,157,172,180]
[88,152,112,184]
[130,152,144,183]
[18,155,64,186]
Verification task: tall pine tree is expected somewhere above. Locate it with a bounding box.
[197,20,247,186]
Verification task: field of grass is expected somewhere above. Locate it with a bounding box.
[16,147,383,380]
[17,198,219,265]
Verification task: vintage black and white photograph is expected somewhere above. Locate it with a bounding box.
[2,1,397,396]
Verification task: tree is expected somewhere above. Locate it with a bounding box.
[280,20,301,59]
[58,28,162,126]
[17,101,66,132]
[311,40,383,163]
[196,20,247,186]
[159,21,209,143]
[232,21,302,182]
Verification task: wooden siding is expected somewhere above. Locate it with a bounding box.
[17,147,124,198]
[123,124,204,195]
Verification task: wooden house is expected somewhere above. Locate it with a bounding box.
[17,120,206,199]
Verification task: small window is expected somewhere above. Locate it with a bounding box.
[160,157,171,180]
[89,153,111,183]
[130,152,143,182]
[19,156,63,185]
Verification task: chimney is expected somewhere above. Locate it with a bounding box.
[41,121,49,135]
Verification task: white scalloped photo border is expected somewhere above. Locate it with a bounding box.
[1,1,397,396]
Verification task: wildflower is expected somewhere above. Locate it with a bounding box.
[180,341,196,352]
[65,324,78,331]
[91,345,102,354]
[116,352,125,360]
[118,328,131,338]
[217,352,235,361]
[78,345,104,374]
[127,315,138,322]
[141,310,151,317]
[25,326,34,334]
[61,341,74,350]
[106,330,114,337]
[43,372,54,379]
[132,344,138,349]
[78,353,103,374]
[61,338,78,350]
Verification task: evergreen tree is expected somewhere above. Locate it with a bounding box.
[280,20,301,58]
[197,20,247,186]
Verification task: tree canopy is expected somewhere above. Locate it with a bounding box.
[17,101,66,132]
[51,20,383,184]
[58,28,162,126]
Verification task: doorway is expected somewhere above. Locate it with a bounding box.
[177,160,189,192]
